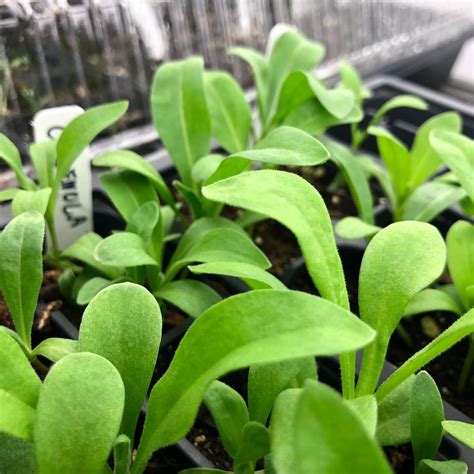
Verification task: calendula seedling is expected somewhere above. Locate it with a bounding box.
[0,283,376,473]
[60,212,280,318]
[335,113,473,239]
[0,101,128,264]
[202,169,472,468]
[0,211,79,361]
[404,220,474,391]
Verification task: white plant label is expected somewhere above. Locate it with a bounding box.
[33,105,93,250]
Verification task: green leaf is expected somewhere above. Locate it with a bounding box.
[203,170,347,307]
[189,262,286,290]
[133,290,375,472]
[164,228,270,283]
[203,381,249,458]
[265,31,325,123]
[174,180,207,220]
[447,220,474,310]
[192,154,226,184]
[203,170,355,397]
[151,57,210,187]
[335,217,381,240]
[54,101,128,186]
[155,279,221,319]
[404,288,464,318]
[62,232,121,279]
[430,131,474,203]
[0,133,36,190]
[100,170,158,222]
[113,434,131,474]
[282,98,363,136]
[270,388,301,473]
[409,112,462,189]
[204,71,251,153]
[418,460,468,474]
[0,433,33,474]
[114,434,132,474]
[234,421,270,466]
[0,211,45,347]
[338,62,371,105]
[369,125,411,198]
[0,188,19,202]
[34,353,125,474]
[377,308,474,400]
[11,188,51,217]
[359,155,398,211]
[93,150,174,207]
[0,389,35,440]
[345,395,378,437]
[76,276,115,306]
[356,222,446,396]
[95,232,158,268]
[372,95,427,126]
[376,376,414,446]
[232,125,329,166]
[442,421,474,449]
[248,358,315,425]
[402,182,466,222]
[170,217,246,265]
[293,381,391,474]
[79,283,161,440]
[273,71,354,125]
[126,201,160,243]
[31,338,79,363]
[410,371,444,468]
[229,47,268,122]
[323,139,374,223]
[29,140,56,188]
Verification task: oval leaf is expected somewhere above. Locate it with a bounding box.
[79,283,161,439]
[95,232,158,267]
[356,222,446,396]
[34,353,125,474]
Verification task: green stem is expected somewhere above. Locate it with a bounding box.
[45,211,60,267]
[458,336,474,392]
[356,338,388,397]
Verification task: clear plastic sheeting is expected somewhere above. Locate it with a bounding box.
[1,0,472,136]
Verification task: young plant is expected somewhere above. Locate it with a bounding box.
[0,101,128,263]
[335,113,472,239]
[404,220,474,390]
[0,211,79,364]
[0,282,375,473]
[202,169,473,466]
[60,210,282,320]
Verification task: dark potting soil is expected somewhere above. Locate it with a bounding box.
[144,447,194,474]
[286,263,474,418]
[384,444,415,473]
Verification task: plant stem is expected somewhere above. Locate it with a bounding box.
[458,336,474,392]
[46,211,61,267]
